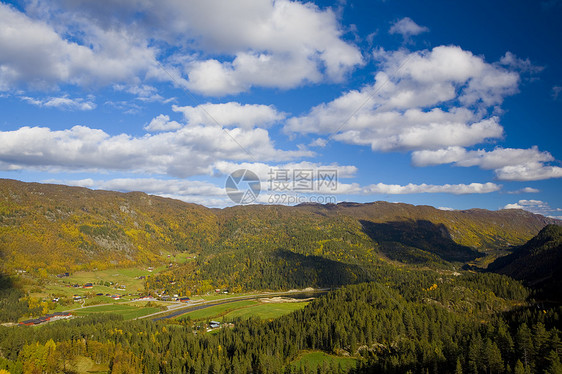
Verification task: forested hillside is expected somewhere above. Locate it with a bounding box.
[489,224,562,300]
[1,279,559,373]
[0,179,556,276]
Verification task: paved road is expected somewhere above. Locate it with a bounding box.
[140,289,329,321]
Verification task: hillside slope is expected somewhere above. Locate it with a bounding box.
[488,224,562,299]
[0,179,558,281]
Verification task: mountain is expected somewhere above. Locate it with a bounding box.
[0,179,558,286]
[488,224,562,300]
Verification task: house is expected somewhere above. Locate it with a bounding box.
[179,297,191,303]
[20,312,72,326]
[111,295,121,300]
[209,321,220,329]
[83,283,93,289]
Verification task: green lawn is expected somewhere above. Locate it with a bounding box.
[225,302,309,320]
[73,304,160,320]
[290,351,357,371]
[178,300,258,321]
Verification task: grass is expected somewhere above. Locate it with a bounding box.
[178,300,258,321]
[71,355,109,374]
[225,302,309,320]
[290,351,357,371]
[73,304,160,320]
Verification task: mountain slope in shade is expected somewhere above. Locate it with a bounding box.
[0,179,559,276]
[488,224,562,299]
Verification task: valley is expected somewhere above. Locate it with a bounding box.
[0,180,561,373]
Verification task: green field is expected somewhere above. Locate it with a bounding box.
[225,301,309,320]
[73,304,160,320]
[178,300,259,321]
[290,351,357,371]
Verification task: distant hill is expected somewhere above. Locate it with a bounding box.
[0,179,558,285]
[488,224,562,300]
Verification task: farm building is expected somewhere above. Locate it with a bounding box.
[19,312,72,326]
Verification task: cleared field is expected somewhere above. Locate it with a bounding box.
[178,300,258,321]
[73,304,160,320]
[225,301,309,320]
[290,351,357,371]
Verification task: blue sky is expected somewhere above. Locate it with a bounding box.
[0,0,560,216]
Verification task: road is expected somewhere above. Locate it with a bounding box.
[137,289,329,321]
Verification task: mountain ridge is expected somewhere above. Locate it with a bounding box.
[488,224,562,300]
[0,178,559,277]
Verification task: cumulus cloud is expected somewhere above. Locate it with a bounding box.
[0,3,159,91]
[0,125,312,177]
[55,177,229,207]
[389,17,429,39]
[20,95,96,110]
[412,146,562,181]
[286,46,517,152]
[499,52,544,74]
[503,199,562,218]
[174,0,364,95]
[495,163,562,181]
[144,114,183,132]
[356,182,500,195]
[309,138,328,148]
[507,187,540,194]
[213,161,357,181]
[172,102,285,129]
[6,0,362,96]
[412,146,553,168]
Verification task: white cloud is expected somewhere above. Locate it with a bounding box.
[412,146,553,169]
[21,95,96,110]
[389,17,429,38]
[412,146,562,181]
[54,177,230,207]
[495,163,562,181]
[174,0,363,95]
[285,46,518,151]
[499,52,544,74]
[213,161,357,181]
[144,114,182,132]
[19,0,362,96]
[0,124,312,177]
[503,199,561,218]
[172,102,285,129]
[286,46,518,152]
[507,187,540,194]
[0,3,159,91]
[309,138,328,147]
[356,182,500,195]
[113,84,175,103]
